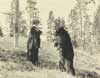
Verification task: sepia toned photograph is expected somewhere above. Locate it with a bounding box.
[0,0,100,78]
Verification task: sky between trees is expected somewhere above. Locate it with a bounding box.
[0,0,99,29]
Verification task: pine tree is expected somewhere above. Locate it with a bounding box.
[68,0,95,49]
[0,23,3,37]
[7,0,20,47]
[68,8,80,48]
[9,0,16,37]
[93,5,100,49]
[8,0,27,37]
[18,13,28,37]
[26,0,39,28]
[47,11,55,41]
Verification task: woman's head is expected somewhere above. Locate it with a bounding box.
[30,26,37,35]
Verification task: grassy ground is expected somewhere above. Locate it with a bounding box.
[0,37,99,78]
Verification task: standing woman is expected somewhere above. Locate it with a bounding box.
[27,20,42,65]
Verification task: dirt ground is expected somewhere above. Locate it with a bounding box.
[0,37,100,78]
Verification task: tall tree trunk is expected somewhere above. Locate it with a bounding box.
[15,0,20,48]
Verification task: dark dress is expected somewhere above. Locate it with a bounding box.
[27,27,42,65]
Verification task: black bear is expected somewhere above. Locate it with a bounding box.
[54,23,75,76]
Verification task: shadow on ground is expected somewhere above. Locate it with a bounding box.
[75,69,100,78]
